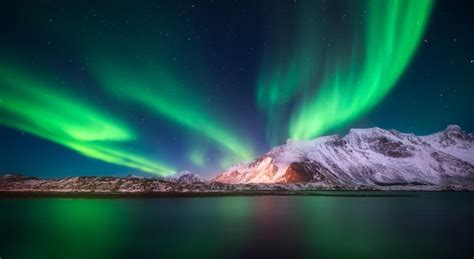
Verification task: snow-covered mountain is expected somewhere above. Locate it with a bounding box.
[214,125,474,188]
[2,126,473,193]
[166,171,205,184]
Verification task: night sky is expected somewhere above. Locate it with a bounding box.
[0,0,473,178]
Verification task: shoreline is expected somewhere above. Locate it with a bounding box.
[3,190,472,199]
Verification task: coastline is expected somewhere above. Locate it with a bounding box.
[4,189,472,199]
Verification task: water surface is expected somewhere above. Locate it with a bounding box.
[1,192,473,258]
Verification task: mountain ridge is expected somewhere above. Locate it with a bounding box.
[1,125,473,193]
[214,125,474,188]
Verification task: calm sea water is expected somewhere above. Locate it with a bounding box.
[0,192,473,259]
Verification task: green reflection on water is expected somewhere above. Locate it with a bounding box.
[45,199,126,258]
[2,194,470,258]
[299,197,377,257]
[295,195,410,258]
[153,197,254,259]
[1,199,128,259]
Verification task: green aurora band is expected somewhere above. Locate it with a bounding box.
[0,63,174,175]
[94,62,255,165]
[258,0,433,141]
[188,147,206,168]
[0,0,434,175]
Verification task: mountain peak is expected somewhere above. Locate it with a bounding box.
[445,124,462,132]
[169,171,204,184]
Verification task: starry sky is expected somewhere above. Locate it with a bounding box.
[0,0,473,178]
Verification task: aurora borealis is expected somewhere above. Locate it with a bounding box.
[289,0,434,139]
[0,62,174,175]
[1,0,473,177]
[94,61,255,164]
[258,0,433,143]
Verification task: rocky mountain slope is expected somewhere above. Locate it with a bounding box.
[0,172,356,194]
[0,172,238,194]
[214,125,474,189]
[1,125,473,193]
